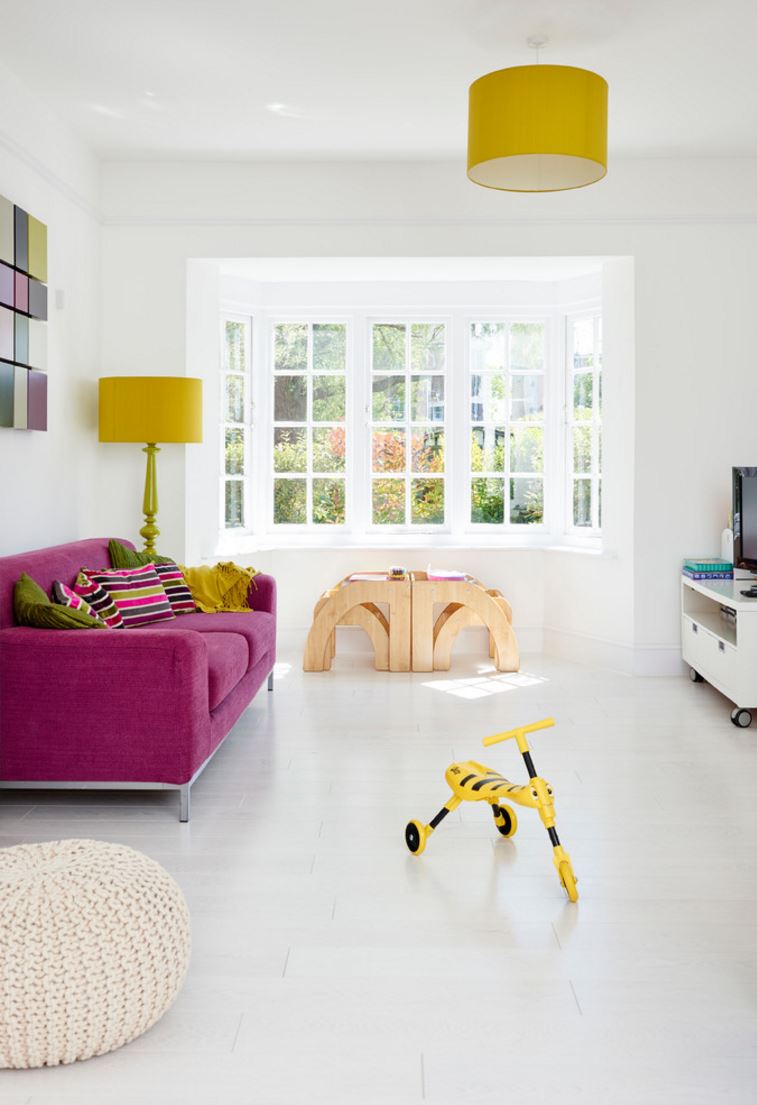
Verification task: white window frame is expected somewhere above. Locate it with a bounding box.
[219,301,602,548]
[464,315,550,535]
[220,314,253,533]
[565,311,603,536]
[267,317,350,532]
[367,315,451,536]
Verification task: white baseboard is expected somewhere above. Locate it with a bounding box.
[278,624,543,657]
[542,625,684,677]
[280,624,683,677]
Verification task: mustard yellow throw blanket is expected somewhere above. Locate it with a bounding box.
[180,562,259,614]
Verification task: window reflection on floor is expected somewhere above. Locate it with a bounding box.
[422,669,548,699]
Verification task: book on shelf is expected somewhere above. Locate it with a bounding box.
[683,557,733,572]
[682,569,734,580]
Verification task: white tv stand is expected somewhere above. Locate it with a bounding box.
[681,575,757,727]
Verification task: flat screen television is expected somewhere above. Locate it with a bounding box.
[733,467,757,571]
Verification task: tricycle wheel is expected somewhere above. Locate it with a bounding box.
[405,820,427,855]
[492,803,518,838]
[559,861,579,903]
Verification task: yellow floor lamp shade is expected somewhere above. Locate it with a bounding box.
[99,376,203,555]
[467,64,608,192]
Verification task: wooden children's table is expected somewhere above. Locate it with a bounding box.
[303,571,518,673]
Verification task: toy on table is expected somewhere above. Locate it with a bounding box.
[404,716,578,901]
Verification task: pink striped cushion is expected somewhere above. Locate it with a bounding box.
[52,580,106,626]
[72,572,125,629]
[152,561,196,615]
[81,564,175,629]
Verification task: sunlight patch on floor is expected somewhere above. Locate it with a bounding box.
[422,670,548,698]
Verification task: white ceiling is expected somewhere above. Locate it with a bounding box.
[3,0,757,161]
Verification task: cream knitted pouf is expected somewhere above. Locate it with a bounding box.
[0,838,191,1069]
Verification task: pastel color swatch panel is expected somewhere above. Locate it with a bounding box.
[0,198,12,265]
[27,369,47,430]
[0,192,48,431]
[0,264,12,307]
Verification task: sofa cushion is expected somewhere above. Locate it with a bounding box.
[152,562,196,616]
[82,565,175,629]
[14,573,105,630]
[144,611,276,672]
[53,580,104,624]
[204,632,249,710]
[73,571,125,629]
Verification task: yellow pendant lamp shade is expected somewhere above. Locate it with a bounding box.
[467,64,608,193]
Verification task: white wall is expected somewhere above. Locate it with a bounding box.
[0,62,101,555]
[99,156,757,670]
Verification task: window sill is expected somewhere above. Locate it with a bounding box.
[211,533,603,558]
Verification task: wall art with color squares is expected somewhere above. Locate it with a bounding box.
[0,193,47,431]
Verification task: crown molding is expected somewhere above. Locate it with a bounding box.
[0,127,100,221]
[100,212,757,229]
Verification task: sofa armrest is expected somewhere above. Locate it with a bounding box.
[0,627,212,784]
[248,573,276,617]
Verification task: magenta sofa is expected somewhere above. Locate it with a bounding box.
[0,538,276,820]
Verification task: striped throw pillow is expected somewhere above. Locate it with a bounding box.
[52,580,105,625]
[82,564,175,629]
[73,572,125,629]
[152,561,196,615]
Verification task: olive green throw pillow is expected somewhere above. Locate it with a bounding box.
[108,538,173,569]
[14,573,105,630]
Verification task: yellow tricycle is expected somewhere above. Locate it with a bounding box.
[405,716,578,902]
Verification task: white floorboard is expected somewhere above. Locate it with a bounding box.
[2,648,757,1104]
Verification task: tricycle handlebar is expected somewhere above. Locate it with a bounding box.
[482,716,555,747]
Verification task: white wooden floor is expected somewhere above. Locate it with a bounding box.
[2,647,757,1104]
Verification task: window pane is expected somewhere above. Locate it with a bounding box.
[510,322,545,371]
[224,321,245,373]
[274,478,306,523]
[373,478,405,524]
[225,480,244,528]
[510,477,544,524]
[312,479,345,525]
[471,478,505,524]
[224,375,245,423]
[274,376,307,421]
[274,323,307,372]
[411,478,444,524]
[510,375,544,421]
[573,318,594,368]
[573,478,592,527]
[471,374,507,422]
[373,323,405,372]
[372,376,405,421]
[572,426,592,473]
[470,322,506,373]
[273,427,306,472]
[411,429,445,473]
[313,323,346,372]
[510,426,543,473]
[225,427,245,475]
[411,323,445,372]
[312,376,345,422]
[312,426,346,472]
[573,373,593,419]
[470,426,505,472]
[372,429,405,472]
[410,375,444,422]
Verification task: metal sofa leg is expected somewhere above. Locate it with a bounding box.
[268,670,274,692]
[179,783,191,822]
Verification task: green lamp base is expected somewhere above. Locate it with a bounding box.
[140,442,160,555]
